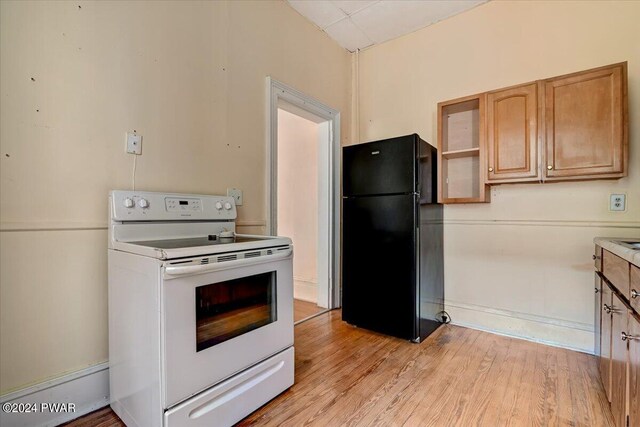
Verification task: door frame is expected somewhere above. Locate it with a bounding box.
[265,77,341,309]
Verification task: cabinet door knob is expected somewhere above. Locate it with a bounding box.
[547,165,553,170]
[621,332,640,341]
[632,289,639,299]
[603,304,612,314]
[488,167,493,172]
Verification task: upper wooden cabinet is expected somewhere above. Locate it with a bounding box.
[437,62,628,203]
[544,63,628,180]
[437,94,490,204]
[486,83,540,183]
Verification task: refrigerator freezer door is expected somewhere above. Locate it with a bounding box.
[418,143,438,205]
[342,194,417,340]
[343,135,417,197]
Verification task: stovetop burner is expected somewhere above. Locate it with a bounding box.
[130,235,266,250]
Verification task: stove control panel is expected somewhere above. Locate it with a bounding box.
[110,190,236,222]
[165,197,202,212]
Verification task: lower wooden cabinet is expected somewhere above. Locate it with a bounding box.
[596,246,640,427]
[610,293,627,426]
[595,275,602,357]
[629,314,640,427]
[632,265,640,313]
[601,293,640,427]
[600,280,613,401]
[598,286,640,427]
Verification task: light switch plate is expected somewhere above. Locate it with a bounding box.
[227,188,243,206]
[609,194,626,211]
[126,132,142,155]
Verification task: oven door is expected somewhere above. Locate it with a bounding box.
[161,248,293,408]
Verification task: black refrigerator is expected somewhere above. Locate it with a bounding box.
[342,134,444,342]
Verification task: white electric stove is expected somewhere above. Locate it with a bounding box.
[108,190,294,427]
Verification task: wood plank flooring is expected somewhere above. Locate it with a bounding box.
[64,310,613,426]
[60,406,122,427]
[294,299,325,322]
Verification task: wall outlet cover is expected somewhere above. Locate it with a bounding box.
[126,132,142,155]
[609,193,626,211]
[227,188,243,206]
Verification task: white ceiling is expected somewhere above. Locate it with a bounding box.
[287,0,488,52]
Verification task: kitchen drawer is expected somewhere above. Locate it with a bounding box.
[632,264,640,313]
[164,347,294,427]
[594,245,603,271]
[603,250,629,298]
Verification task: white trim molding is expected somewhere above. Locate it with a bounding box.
[445,300,594,354]
[293,277,319,303]
[443,218,640,228]
[0,363,109,427]
[235,220,267,227]
[0,222,108,232]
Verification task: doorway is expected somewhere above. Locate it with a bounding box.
[266,78,341,323]
[277,108,324,321]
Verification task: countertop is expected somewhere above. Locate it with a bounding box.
[594,237,640,268]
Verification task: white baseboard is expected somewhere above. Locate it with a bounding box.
[293,278,317,303]
[445,300,594,354]
[0,363,109,427]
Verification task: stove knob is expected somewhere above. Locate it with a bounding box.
[123,198,135,208]
[224,202,232,210]
[138,198,149,209]
[215,201,223,210]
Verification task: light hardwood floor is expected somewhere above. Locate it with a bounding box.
[61,406,122,427]
[294,299,325,322]
[65,310,613,426]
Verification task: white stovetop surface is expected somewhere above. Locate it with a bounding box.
[111,234,292,260]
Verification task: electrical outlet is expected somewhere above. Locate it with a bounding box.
[610,194,626,211]
[227,188,243,206]
[126,132,142,155]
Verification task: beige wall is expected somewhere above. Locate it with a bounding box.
[277,109,319,300]
[0,0,351,394]
[356,0,640,351]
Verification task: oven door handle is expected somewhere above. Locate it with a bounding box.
[163,248,292,278]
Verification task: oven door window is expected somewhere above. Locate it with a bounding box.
[195,271,277,352]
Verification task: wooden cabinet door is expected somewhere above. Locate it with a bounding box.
[486,83,539,182]
[544,62,627,180]
[595,274,602,357]
[601,281,613,402]
[594,245,603,272]
[631,265,640,314]
[610,293,627,427]
[629,314,640,427]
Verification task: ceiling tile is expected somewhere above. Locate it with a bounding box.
[286,0,488,52]
[330,0,379,16]
[352,0,486,44]
[324,18,374,52]
[288,0,346,29]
